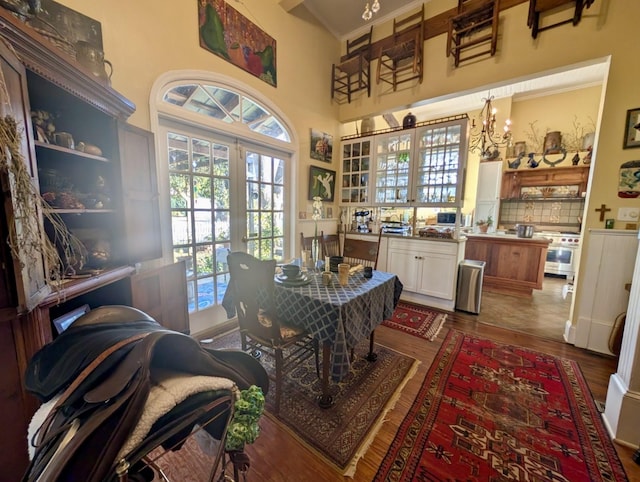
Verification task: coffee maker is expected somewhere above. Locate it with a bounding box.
[354,210,371,232]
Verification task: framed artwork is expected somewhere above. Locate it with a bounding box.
[310,129,333,162]
[198,0,277,87]
[308,166,336,202]
[624,107,640,148]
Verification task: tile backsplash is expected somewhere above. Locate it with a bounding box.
[500,199,585,228]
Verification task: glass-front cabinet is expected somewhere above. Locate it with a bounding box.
[341,136,372,204]
[374,131,412,204]
[414,118,467,205]
[341,116,468,208]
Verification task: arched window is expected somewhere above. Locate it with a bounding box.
[151,73,295,324]
[162,83,290,142]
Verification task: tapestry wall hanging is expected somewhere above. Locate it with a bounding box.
[198,0,277,87]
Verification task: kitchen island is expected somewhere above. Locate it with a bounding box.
[464,233,552,297]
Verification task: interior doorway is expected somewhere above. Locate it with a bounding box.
[467,276,571,341]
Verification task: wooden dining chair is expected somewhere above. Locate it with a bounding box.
[227,251,320,413]
[322,233,341,258]
[342,231,382,269]
[341,232,383,362]
[300,231,320,253]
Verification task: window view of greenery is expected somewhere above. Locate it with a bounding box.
[168,132,231,313]
[245,151,285,262]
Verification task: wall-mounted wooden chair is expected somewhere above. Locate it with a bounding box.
[447,0,500,67]
[376,5,424,91]
[331,26,373,103]
[527,0,595,39]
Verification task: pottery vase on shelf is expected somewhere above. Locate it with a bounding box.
[478,224,489,233]
[402,112,416,129]
[360,117,375,135]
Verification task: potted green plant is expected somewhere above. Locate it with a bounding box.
[475,215,493,233]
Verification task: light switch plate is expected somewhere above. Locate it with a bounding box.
[617,207,640,221]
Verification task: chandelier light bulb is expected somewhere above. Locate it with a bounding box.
[468,93,513,157]
[372,0,380,13]
[362,3,372,21]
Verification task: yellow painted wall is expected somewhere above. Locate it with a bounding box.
[54,0,640,327]
[510,85,601,158]
[58,0,343,218]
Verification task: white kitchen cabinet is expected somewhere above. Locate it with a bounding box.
[387,237,465,310]
[475,160,502,227]
[476,160,503,201]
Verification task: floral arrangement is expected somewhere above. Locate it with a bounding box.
[225,385,265,451]
[312,196,323,241]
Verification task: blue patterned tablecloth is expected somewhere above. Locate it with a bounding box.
[274,270,401,381]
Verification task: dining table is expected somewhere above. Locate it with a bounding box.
[274,268,402,408]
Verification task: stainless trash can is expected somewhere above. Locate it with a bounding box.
[455,260,486,314]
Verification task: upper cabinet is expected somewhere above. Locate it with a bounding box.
[341,136,373,204]
[501,165,590,200]
[341,116,469,207]
[373,130,413,204]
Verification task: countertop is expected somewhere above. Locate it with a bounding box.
[345,231,466,243]
[465,232,553,243]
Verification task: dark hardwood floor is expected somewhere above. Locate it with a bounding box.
[204,283,640,481]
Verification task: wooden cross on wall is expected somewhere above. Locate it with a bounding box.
[595,204,611,221]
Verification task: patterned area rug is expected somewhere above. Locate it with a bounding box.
[375,329,628,481]
[382,301,448,341]
[208,330,418,476]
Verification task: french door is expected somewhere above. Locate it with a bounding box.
[160,120,288,313]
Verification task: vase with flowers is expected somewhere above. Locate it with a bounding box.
[311,196,323,270]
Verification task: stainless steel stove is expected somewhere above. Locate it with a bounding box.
[540,231,581,279]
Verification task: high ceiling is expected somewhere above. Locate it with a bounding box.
[301,0,425,40]
[285,1,607,123]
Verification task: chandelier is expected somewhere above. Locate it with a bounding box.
[469,94,512,160]
[362,0,381,21]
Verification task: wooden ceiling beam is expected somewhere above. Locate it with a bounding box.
[343,0,528,61]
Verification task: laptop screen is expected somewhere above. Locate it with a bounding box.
[52,304,90,334]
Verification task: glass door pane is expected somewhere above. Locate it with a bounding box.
[242,149,285,261]
[166,131,232,313]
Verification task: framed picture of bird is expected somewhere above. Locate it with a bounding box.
[624,107,640,149]
[198,0,277,87]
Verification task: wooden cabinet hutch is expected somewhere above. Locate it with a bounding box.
[501,165,590,199]
[0,8,187,479]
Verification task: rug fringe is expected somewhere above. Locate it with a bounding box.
[343,358,421,478]
[427,313,448,341]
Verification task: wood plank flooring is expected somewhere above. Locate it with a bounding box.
[225,303,640,481]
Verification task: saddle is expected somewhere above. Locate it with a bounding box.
[23,305,268,482]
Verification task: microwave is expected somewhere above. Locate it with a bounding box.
[436,212,457,225]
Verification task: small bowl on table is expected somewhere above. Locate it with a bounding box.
[281,264,301,279]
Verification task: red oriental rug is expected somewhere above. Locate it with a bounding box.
[374,329,628,481]
[382,302,448,341]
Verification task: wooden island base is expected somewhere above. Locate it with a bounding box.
[464,234,552,298]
